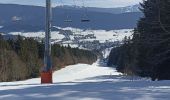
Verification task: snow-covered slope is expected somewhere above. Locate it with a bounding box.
[0,61,170,100]
[102,48,114,59]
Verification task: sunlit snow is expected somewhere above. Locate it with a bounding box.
[0,61,170,100]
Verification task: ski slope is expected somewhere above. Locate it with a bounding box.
[0,61,170,100]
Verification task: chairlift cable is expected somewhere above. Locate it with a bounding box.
[82,0,88,17]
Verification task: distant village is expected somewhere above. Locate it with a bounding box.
[1,28,131,51]
[54,29,122,51]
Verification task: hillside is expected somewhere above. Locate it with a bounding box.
[107,0,170,81]
[0,4,143,32]
[5,28,133,51]
[0,36,97,82]
[85,4,140,14]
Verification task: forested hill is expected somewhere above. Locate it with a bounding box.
[0,35,97,82]
[0,4,142,32]
[108,0,170,80]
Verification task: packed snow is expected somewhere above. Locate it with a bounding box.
[0,60,170,100]
[102,48,113,59]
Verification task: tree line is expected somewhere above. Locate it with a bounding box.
[108,0,170,80]
[0,35,97,82]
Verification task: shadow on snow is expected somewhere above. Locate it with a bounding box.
[0,75,170,100]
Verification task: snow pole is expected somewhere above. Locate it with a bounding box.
[41,0,53,84]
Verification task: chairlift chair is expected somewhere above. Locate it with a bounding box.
[81,8,90,22]
[64,15,73,23]
[81,12,90,22]
[64,19,73,23]
[80,0,90,23]
[81,19,90,22]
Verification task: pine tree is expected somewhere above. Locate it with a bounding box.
[108,0,170,80]
[134,0,170,80]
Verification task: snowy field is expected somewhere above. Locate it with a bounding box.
[59,27,133,43]
[7,27,133,44]
[0,60,170,100]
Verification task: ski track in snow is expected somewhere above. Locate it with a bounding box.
[0,60,170,100]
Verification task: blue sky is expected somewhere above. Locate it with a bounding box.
[0,0,142,8]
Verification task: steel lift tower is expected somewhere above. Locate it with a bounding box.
[41,0,53,84]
